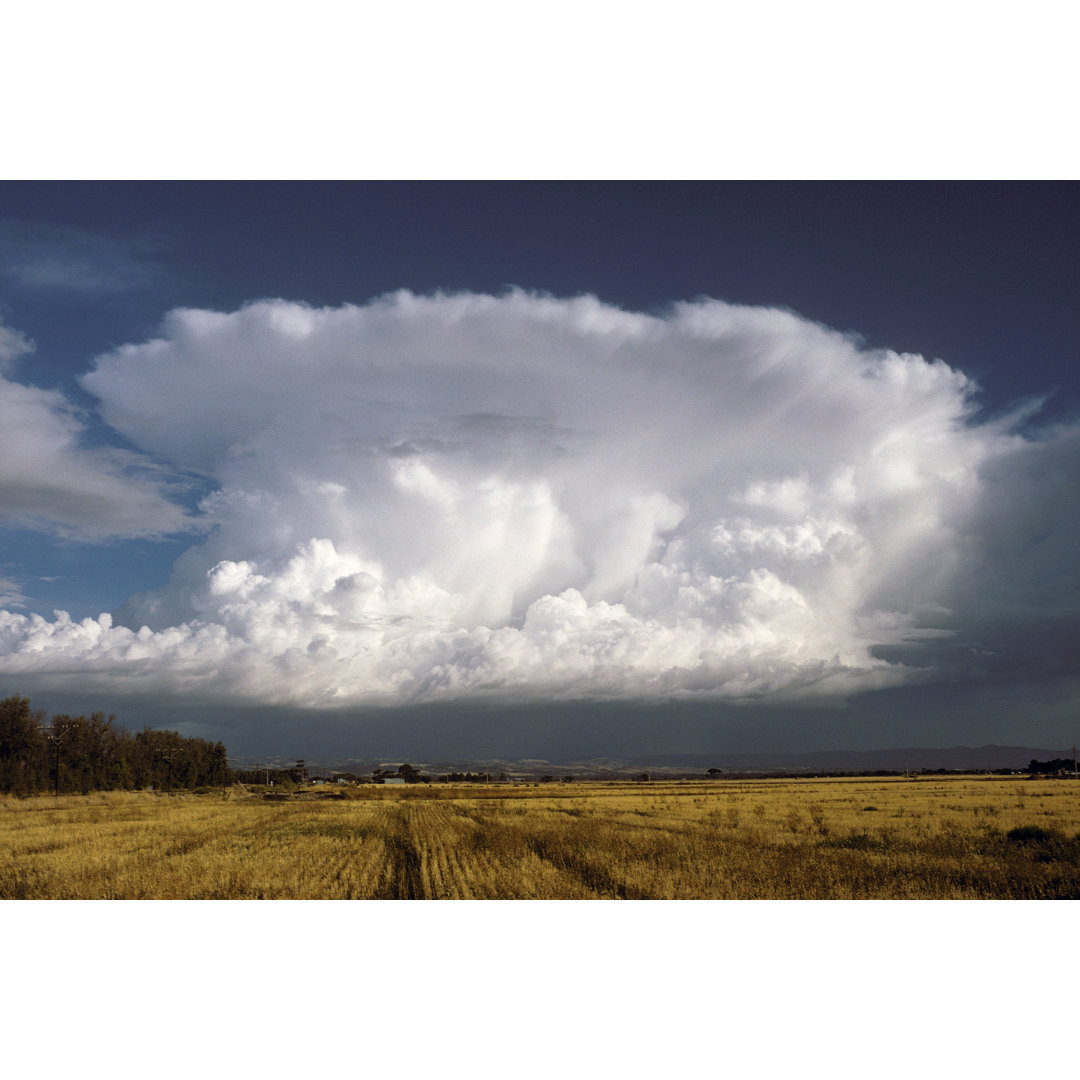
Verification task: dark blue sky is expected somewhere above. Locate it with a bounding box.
[1,182,1077,759]
[5,181,1077,418]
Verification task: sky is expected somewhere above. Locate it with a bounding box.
[1,181,1077,760]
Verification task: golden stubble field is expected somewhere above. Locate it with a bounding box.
[3,776,1079,899]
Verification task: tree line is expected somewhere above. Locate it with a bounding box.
[1028,757,1079,776]
[0,695,230,796]
[232,761,308,787]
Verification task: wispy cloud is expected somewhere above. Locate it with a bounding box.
[0,575,28,609]
[0,319,199,540]
[0,220,167,295]
[0,291,1076,713]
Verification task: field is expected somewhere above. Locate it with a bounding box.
[3,775,1079,899]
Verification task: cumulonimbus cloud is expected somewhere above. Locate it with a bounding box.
[0,291,1076,709]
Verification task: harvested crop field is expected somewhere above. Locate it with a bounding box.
[3,776,1079,899]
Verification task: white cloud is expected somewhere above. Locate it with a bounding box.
[0,321,34,371]
[1,291,1076,710]
[0,319,198,539]
[0,576,28,608]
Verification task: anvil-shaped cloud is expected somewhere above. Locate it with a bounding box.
[1,291,1076,711]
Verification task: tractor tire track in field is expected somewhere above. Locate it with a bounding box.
[450,803,608,898]
[529,838,634,898]
[373,806,426,899]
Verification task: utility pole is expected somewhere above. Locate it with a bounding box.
[46,722,75,797]
[157,746,178,794]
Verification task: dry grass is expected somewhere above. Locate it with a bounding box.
[3,776,1079,899]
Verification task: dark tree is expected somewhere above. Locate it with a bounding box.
[0,697,47,796]
[0,696,234,795]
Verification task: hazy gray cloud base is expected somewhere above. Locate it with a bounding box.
[1,292,1077,714]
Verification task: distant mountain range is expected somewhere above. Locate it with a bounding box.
[627,745,1067,773]
[233,744,1070,776]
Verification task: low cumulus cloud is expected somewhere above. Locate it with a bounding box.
[0,291,1076,710]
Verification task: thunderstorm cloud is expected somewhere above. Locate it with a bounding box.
[1,291,1076,711]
